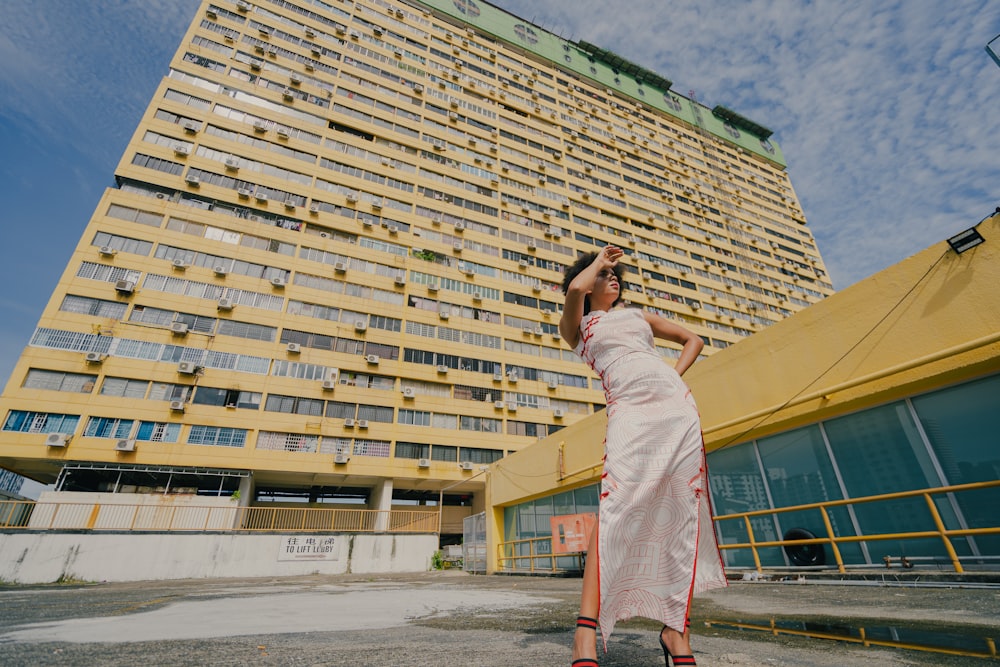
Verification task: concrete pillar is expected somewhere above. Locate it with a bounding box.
[370,478,393,532]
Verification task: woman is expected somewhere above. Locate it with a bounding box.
[560,246,727,667]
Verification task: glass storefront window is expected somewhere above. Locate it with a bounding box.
[912,373,1000,556]
[824,402,962,559]
[756,426,864,565]
[707,443,781,567]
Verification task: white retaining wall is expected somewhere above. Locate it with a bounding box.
[0,532,438,584]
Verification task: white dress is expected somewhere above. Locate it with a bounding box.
[574,307,727,645]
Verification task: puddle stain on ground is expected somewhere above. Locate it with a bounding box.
[704,617,1000,661]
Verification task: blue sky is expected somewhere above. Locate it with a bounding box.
[1,0,998,388]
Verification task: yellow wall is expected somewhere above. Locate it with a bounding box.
[484,213,1000,569]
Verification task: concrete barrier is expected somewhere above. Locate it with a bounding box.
[0,532,438,584]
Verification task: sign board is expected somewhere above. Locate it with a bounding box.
[277,535,338,561]
[549,513,597,554]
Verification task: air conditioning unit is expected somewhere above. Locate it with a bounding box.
[427,281,438,292]
[184,173,200,187]
[354,320,368,332]
[236,0,250,11]
[217,297,234,310]
[115,439,137,452]
[334,453,350,464]
[472,291,482,301]
[224,157,239,171]
[548,380,559,389]
[357,419,369,429]
[412,84,424,93]
[453,221,466,232]
[169,399,186,412]
[282,88,294,101]
[349,30,361,39]
[84,351,106,363]
[459,461,474,471]
[174,144,190,156]
[507,373,518,384]
[346,194,358,203]
[213,265,229,276]
[114,280,135,294]
[237,188,252,199]
[452,242,463,252]
[170,322,189,335]
[494,400,505,409]
[436,364,448,374]
[183,120,200,133]
[172,258,189,269]
[177,361,199,375]
[98,245,116,256]
[518,259,529,268]
[45,432,71,447]
[394,274,406,286]
[344,418,356,428]
[448,111,459,121]
[250,58,263,71]
[553,408,566,418]
[506,402,518,412]
[321,379,336,390]
[271,276,287,287]
[365,354,380,365]
[402,387,415,398]
[334,261,348,272]
[493,372,503,382]
[276,126,290,138]
[256,192,269,202]
[335,25,347,35]
[417,458,431,468]
[286,342,301,353]
[371,201,382,210]
[527,240,537,250]
[438,308,449,320]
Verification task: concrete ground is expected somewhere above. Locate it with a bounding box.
[1,570,998,666]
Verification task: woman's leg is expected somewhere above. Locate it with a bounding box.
[572,525,600,660]
[659,622,693,658]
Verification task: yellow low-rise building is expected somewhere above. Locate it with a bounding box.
[488,212,1000,573]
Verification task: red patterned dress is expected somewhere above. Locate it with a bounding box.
[574,307,727,646]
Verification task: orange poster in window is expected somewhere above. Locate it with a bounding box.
[550,512,597,554]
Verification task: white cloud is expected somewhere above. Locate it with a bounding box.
[496,0,1000,288]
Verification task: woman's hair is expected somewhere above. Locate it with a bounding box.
[561,251,625,314]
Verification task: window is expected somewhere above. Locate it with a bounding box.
[432,444,457,462]
[85,417,135,439]
[3,411,80,434]
[187,426,247,448]
[395,441,429,459]
[23,370,97,393]
[264,394,323,415]
[136,422,181,443]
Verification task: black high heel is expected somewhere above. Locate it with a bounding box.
[572,616,599,666]
[659,622,696,666]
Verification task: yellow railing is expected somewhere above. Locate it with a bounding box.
[713,479,1000,574]
[0,500,439,534]
[497,535,585,574]
[496,480,1000,575]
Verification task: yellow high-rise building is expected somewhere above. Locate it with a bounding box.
[0,0,832,543]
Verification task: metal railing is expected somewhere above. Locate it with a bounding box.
[496,480,1000,575]
[497,535,585,574]
[713,479,1000,574]
[0,500,439,534]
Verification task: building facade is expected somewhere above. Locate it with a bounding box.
[491,213,1000,571]
[0,0,831,541]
